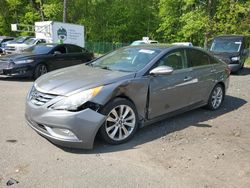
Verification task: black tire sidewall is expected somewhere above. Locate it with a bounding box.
[34,64,47,79]
[99,98,139,145]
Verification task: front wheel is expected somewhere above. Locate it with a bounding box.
[206,84,225,110]
[99,98,139,145]
[34,64,48,79]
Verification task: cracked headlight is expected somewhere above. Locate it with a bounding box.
[51,86,103,111]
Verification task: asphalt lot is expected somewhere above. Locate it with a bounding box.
[0,67,250,188]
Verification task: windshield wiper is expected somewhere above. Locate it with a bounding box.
[91,65,112,71]
[99,66,112,70]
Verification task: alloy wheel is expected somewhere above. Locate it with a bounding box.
[211,86,223,109]
[105,105,136,141]
[39,64,48,75]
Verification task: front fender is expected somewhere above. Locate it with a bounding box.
[90,77,149,121]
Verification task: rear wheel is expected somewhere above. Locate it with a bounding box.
[34,64,48,79]
[206,84,224,110]
[99,98,138,145]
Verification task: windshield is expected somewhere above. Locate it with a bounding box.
[24,44,55,54]
[210,39,242,53]
[24,38,36,45]
[14,36,29,43]
[91,48,161,72]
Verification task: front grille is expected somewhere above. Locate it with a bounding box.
[0,60,10,69]
[30,87,57,106]
[5,46,15,51]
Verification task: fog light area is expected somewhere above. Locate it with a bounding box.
[45,126,79,141]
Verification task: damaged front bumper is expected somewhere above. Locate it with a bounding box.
[25,100,106,149]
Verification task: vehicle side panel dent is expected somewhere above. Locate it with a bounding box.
[90,78,149,122]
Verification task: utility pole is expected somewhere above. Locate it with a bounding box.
[63,0,67,23]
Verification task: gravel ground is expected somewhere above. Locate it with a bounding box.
[0,67,250,188]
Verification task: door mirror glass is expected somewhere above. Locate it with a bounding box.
[150,66,174,75]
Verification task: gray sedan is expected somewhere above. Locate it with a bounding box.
[25,45,230,149]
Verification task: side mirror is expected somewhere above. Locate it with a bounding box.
[53,51,61,55]
[243,49,248,55]
[150,66,174,75]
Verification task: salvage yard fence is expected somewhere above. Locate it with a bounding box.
[85,41,129,54]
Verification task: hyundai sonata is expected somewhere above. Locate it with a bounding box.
[25,45,230,149]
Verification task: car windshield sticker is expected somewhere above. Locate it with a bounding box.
[139,49,155,54]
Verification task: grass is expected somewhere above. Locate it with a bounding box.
[246,57,250,65]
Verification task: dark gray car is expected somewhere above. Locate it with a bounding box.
[25,45,230,149]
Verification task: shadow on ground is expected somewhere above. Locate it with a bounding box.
[0,76,33,82]
[61,95,247,154]
[234,66,250,76]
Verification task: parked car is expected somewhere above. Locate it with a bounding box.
[131,39,158,46]
[209,35,250,73]
[0,36,14,54]
[0,43,94,79]
[4,38,46,54]
[25,45,230,149]
[2,36,33,54]
[172,42,193,47]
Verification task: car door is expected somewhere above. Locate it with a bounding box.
[185,48,215,104]
[148,49,193,119]
[49,45,71,70]
[66,45,89,66]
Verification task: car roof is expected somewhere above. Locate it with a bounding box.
[37,43,82,47]
[125,44,209,55]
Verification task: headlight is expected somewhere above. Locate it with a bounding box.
[231,56,240,61]
[14,59,34,64]
[51,86,103,111]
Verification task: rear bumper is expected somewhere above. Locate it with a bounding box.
[25,101,106,149]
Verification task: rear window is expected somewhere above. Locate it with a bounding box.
[67,45,83,53]
[187,49,210,67]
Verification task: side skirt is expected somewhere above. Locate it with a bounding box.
[139,101,206,128]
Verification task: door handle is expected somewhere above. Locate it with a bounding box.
[184,76,192,81]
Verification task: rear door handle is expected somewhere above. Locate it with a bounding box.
[184,76,192,81]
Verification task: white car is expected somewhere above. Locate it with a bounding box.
[131,40,158,46]
[172,42,193,47]
[5,38,46,54]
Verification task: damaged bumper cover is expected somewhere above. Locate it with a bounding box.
[25,100,106,149]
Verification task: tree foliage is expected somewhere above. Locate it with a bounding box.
[0,0,249,46]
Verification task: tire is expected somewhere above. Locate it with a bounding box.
[34,64,48,79]
[99,98,139,145]
[206,84,225,110]
[240,62,245,70]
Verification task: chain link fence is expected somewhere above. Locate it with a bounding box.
[85,41,129,55]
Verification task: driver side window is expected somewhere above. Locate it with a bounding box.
[158,50,185,70]
[54,46,66,54]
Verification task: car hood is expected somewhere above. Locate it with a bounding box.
[35,65,136,96]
